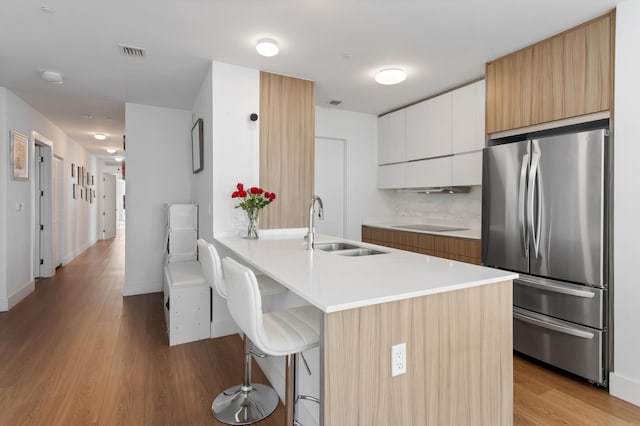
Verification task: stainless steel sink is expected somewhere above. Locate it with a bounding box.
[314,242,361,252]
[314,242,387,257]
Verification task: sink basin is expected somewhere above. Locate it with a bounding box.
[314,242,362,252]
[333,248,386,257]
[314,242,387,257]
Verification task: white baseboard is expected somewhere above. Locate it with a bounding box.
[610,372,640,407]
[122,281,162,296]
[4,280,36,311]
[61,239,97,266]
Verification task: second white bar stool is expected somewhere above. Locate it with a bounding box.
[198,239,286,425]
[223,257,321,426]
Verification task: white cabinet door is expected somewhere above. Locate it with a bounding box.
[452,80,485,154]
[452,80,486,154]
[424,93,453,158]
[452,151,482,186]
[405,100,428,161]
[405,157,452,188]
[377,163,406,189]
[378,109,406,165]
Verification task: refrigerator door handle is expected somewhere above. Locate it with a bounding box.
[514,310,595,340]
[528,143,541,258]
[518,153,530,258]
[517,277,596,298]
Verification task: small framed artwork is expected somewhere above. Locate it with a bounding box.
[91,175,94,186]
[10,131,29,180]
[85,188,89,201]
[90,189,94,204]
[191,118,204,173]
[81,166,85,187]
[86,171,90,186]
[77,166,81,184]
[73,184,78,199]
[71,163,75,177]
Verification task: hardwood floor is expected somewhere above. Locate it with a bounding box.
[0,228,639,425]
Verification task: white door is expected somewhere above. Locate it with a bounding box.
[102,173,117,239]
[52,156,64,268]
[314,137,346,238]
[34,144,54,278]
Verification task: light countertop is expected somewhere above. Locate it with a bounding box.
[362,216,481,239]
[215,231,516,313]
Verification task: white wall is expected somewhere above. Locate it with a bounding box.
[0,89,8,310]
[123,103,192,296]
[315,107,395,240]
[0,87,97,311]
[611,0,640,407]
[191,63,214,242]
[211,62,261,238]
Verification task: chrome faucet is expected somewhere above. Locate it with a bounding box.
[306,195,324,250]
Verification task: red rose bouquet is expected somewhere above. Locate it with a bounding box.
[231,182,276,239]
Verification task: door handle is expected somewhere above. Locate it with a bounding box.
[527,143,541,258]
[514,310,594,339]
[518,153,530,258]
[516,277,596,298]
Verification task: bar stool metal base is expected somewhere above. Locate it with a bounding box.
[212,383,279,425]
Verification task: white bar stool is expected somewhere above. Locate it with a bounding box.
[198,239,286,425]
[223,257,321,426]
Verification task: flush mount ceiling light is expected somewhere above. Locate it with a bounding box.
[41,70,63,84]
[106,148,117,154]
[256,39,279,57]
[375,68,407,85]
[94,133,107,140]
[114,156,123,162]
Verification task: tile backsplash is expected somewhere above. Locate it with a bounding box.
[392,186,482,229]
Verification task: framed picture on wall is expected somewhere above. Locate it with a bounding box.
[71,163,75,177]
[73,184,77,199]
[91,175,94,186]
[77,166,81,184]
[191,118,204,173]
[10,131,29,181]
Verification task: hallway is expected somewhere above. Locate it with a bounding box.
[0,229,283,425]
[1,229,639,425]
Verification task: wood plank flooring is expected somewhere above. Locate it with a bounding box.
[1,227,639,425]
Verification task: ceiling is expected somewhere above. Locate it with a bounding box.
[0,0,620,159]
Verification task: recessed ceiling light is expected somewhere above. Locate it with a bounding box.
[40,6,56,14]
[94,133,107,140]
[41,70,63,84]
[106,148,117,154]
[114,157,123,162]
[375,68,407,85]
[256,39,279,57]
[81,114,93,119]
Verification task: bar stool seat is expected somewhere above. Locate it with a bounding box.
[197,239,286,425]
[223,257,321,426]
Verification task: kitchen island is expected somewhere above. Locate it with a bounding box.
[215,231,518,425]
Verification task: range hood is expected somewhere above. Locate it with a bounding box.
[397,186,471,194]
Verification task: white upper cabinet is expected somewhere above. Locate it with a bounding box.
[378,109,406,165]
[405,93,452,161]
[452,80,486,153]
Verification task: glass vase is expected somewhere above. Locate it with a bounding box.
[246,210,259,240]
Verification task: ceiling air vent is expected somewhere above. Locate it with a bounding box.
[119,44,145,57]
[328,99,342,106]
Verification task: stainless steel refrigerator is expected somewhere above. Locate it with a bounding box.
[482,123,611,385]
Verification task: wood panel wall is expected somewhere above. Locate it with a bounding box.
[486,11,615,134]
[259,72,315,229]
[323,280,513,425]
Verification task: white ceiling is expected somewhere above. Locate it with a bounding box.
[0,0,621,158]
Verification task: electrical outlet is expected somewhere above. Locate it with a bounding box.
[391,343,406,377]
